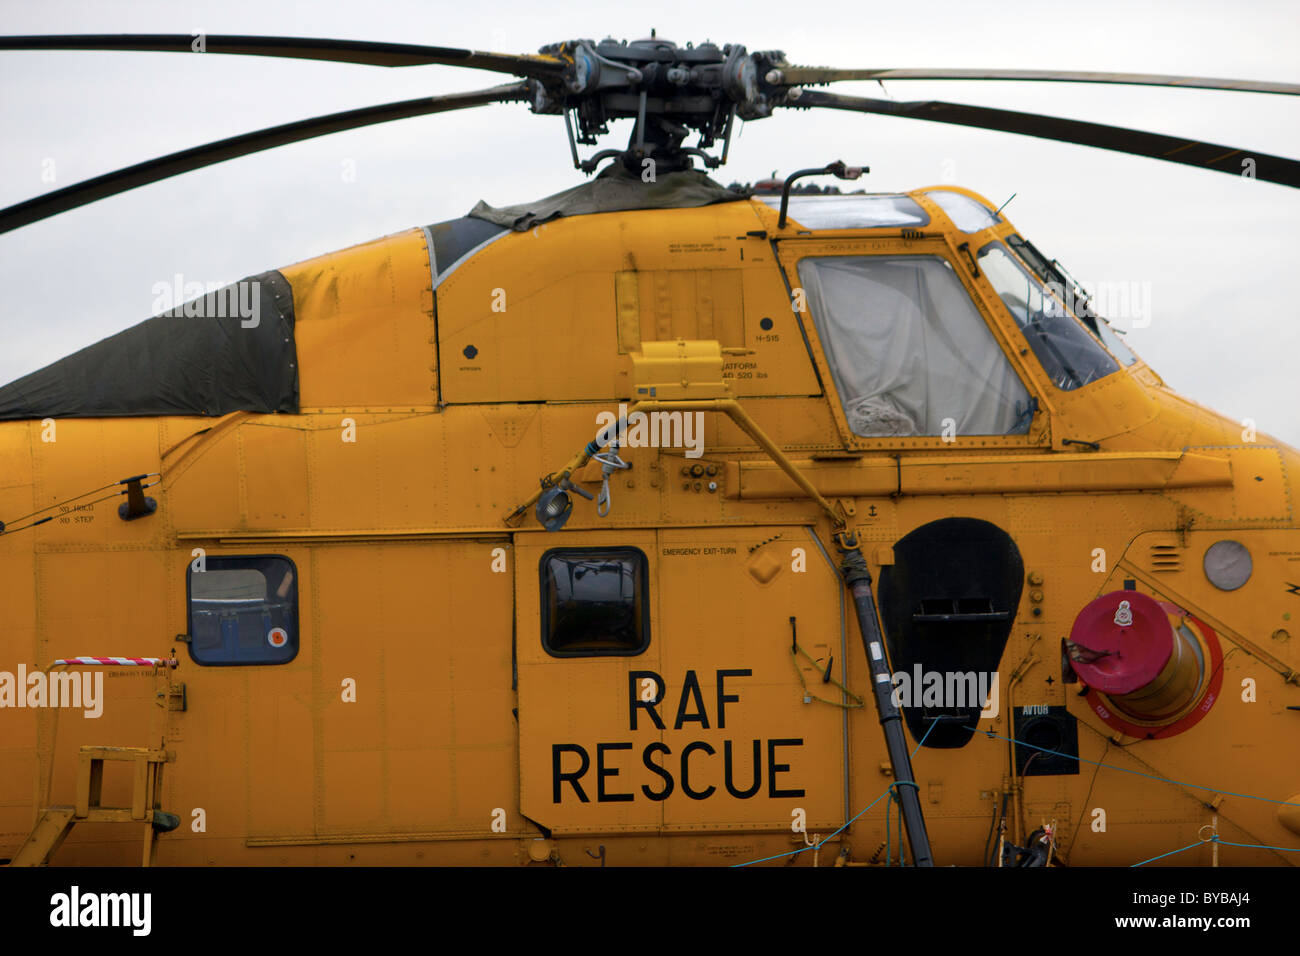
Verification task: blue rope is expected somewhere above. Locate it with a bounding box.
[1133,835,1300,867]
[1212,838,1300,853]
[898,790,906,865]
[730,785,897,867]
[884,785,907,866]
[971,724,1300,865]
[885,786,892,866]
[732,717,940,868]
[1131,841,1202,867]
[966,726,1300,808]
[737,718,1300,868]
[884,787,899,865]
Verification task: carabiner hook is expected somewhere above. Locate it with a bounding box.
[593,445,630,518]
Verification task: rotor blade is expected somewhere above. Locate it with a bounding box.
[0,34,564,77]
[0,83,531,234]
[785,89,1300,188]
[772,67,1300,96]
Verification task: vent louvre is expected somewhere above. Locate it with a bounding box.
[1149,543,1183,573]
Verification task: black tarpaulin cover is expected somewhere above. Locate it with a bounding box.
[468,162,747,231]
[0,270,298,420]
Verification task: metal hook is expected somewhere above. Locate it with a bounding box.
[593,446,630,518]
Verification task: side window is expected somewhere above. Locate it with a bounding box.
[923,189,1002,233]
[978,241,1120,390]
[188,555,298,665]
[540,548,649,657]
[797,255,1035,438]
[1004,234,1138,367]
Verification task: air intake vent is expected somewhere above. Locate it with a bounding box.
[1149,543,1183,573]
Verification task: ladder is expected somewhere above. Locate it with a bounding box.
[9,746,179,867]
[9,743,180,868]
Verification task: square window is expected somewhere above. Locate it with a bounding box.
[540,548,649,657]
[187,555,298,665]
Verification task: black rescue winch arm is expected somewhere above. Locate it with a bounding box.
[836,532,935,867]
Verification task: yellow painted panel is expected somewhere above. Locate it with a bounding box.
[311,539,514,837]
[1167,446,1292,524]
[239,424,309,528]
[307,414,450,531]
[387,750,456,827]
[632,269,745,347]
[656,527,845,830]
[437,202,819,402]
[247,671,314,837]
[322,750,385,831]
[166,421,245,533]
[36,551,170,664]
[727,266,821,398]
[515,529,662,834]
[728,451,1233,499]
[26,420,164,549]
[0,420,34,514]
[1118,529,1300,678]
[283,229,436,409]
[614,271,641,354]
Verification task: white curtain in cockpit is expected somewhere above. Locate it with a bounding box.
[798,255,1031,437]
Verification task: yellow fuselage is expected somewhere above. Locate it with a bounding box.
[2,186,1297,866]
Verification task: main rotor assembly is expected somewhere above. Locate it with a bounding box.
[2,31,1298,233]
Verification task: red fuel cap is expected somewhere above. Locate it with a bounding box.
[1067,591,1173,694]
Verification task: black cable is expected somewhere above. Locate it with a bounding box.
[2,478,123,524]
[987,791,1011,866]
[981,797,999,866]
[0,478,160,535]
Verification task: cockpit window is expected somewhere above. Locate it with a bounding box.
[760,194,930,230]
[1090,314,1138,366]
[797,255,1034,438]
[977,242,1119,390]
[1005,234,1138,367]
[924,190,1002,233]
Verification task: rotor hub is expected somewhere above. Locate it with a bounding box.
[531,37,787,174]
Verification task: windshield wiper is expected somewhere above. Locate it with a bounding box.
[1006,235,1102,335]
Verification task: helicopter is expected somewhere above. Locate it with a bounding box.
[0,32,1298,869]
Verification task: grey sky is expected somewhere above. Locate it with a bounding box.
[1,0,1297,445]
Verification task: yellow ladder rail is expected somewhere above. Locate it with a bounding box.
[9,745,177,867]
